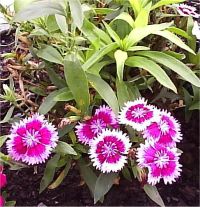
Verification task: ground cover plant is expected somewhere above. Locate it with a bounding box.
[0,0,200,206]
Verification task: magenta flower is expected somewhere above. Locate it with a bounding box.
[6,113,59,165]
[136,142,182,185]
[175,4,200,18]
[76,105,119,145]
[0,196,4,207]
[89,129,131,173]
[0,173,6,189]
[118,98,160,131]
[143,111,182,147]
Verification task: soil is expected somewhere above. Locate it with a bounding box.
[0,25,199,206]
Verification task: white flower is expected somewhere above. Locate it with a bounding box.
[192,21,200,40]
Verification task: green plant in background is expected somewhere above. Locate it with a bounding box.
[0,0,200,206]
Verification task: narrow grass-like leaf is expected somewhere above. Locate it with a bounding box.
[135,51,200,87]
[126,56,177,93]
[0,106,15,124]
[87,73,119,114]
[56,141,77,156]
[151,0,184,10]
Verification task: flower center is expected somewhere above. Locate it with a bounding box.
[102,142,117,156]
[23,131,39,147]
[91,119,106,134]
[131,107,148,118]
[154,151,169,168]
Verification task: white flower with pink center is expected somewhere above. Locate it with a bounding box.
[118,98,160,131]
[6,114,59,165]
[136,142,182,185]
[76,105,119,145]
[175,4,200,18]
[143,111,182,147]
[89,129,131,173]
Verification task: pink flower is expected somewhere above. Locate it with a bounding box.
[0,196,4,207]
[143,111,182,147]
[136,142,182,185]
[0,173,6,189]
[89,129,131,173]
[76,105,119,145]
[175,4,200,18]
[6,113,59,165]
[118,98,160,131]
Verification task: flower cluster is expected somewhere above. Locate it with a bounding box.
[0,166,7,207]
[6,113,59,165]
[119,98,182,185]
[76,106,131,173]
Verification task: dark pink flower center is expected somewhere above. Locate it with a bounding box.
[96,136,125,164]
[125,104,153,123]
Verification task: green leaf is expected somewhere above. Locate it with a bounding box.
[129,0,142,17]
[0,106,15,124]
[135,51,200,88]
[64,55,90,114]
[14,0,36,12]
[39,154,60,193]
[87,73,119,115]
[46,15,60,32]
[87,61,113,76]
[151,0,185,10]
[152,30,195,54]
[48,158,71,189]
[13,0,65,22]
[163,51,185,60]
[54,90,73,101]
[68,0,83,29]
[126,56,177,93]
[112,12,134,28]
[55,14,68,34]
[83,43,118,71]
[143,184,165,207]
[114,50,128,82]
[5,200,16,206]
[56,141,77,156]
[94,173,118,204]
[78,159,99,198]
[37,45,63,65]
[122,167,132,181]
[0,135,8,148]
[46,68,66,89]
[134,8,149,27]
[125,22,172,49]
[103,21,121,45]
[127,46,150,52]
[189,101,200,110]
[38,88,67,114]
[167,27,191,39]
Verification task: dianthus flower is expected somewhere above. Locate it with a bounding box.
[89,129,131,173]
[6,113,59,165]
[0,173,6,189]
[175,4,200,18]
[0,196,4,207]
[136,142,182,185]
[76,105,119,145]
[143,111,182,147]
[118,98,160,131]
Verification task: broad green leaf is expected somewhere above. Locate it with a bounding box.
[0,106,15,124]
[135,51,200,87]
[54,91,73,101]
[152,30,195,54]
[87,61,113,76]
[126,56,177,93]
[37,45,63,65]
[151,0,184,10]
[46,68,66,89]
[127,46,150,52]
[38,88,67,114]
[103,21,121,45]
[94,173,118,204]
[114,50,128,82]
[167,27,191,39]
[129,0,142,17]
[14,0,36,12]
[116,79,130,108]
[163,51,185,60]
[83,43,118,71]
[0,135,8,147]
[68,0,83,29]
[87,73,119,115]
[13,0,65,22]
[28,86,46,96]
[39,154,60,193]
[55,14,68,34]
[78,159,99,198]
[144,184,165,207]
[48,158,71,189]
[58,123,76,138]
[46,15,60,32]
[64,55,90,114]
[94,8,117,15]
[125,22,172,49]
[112,12,134,28]
[56,141,77,155]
